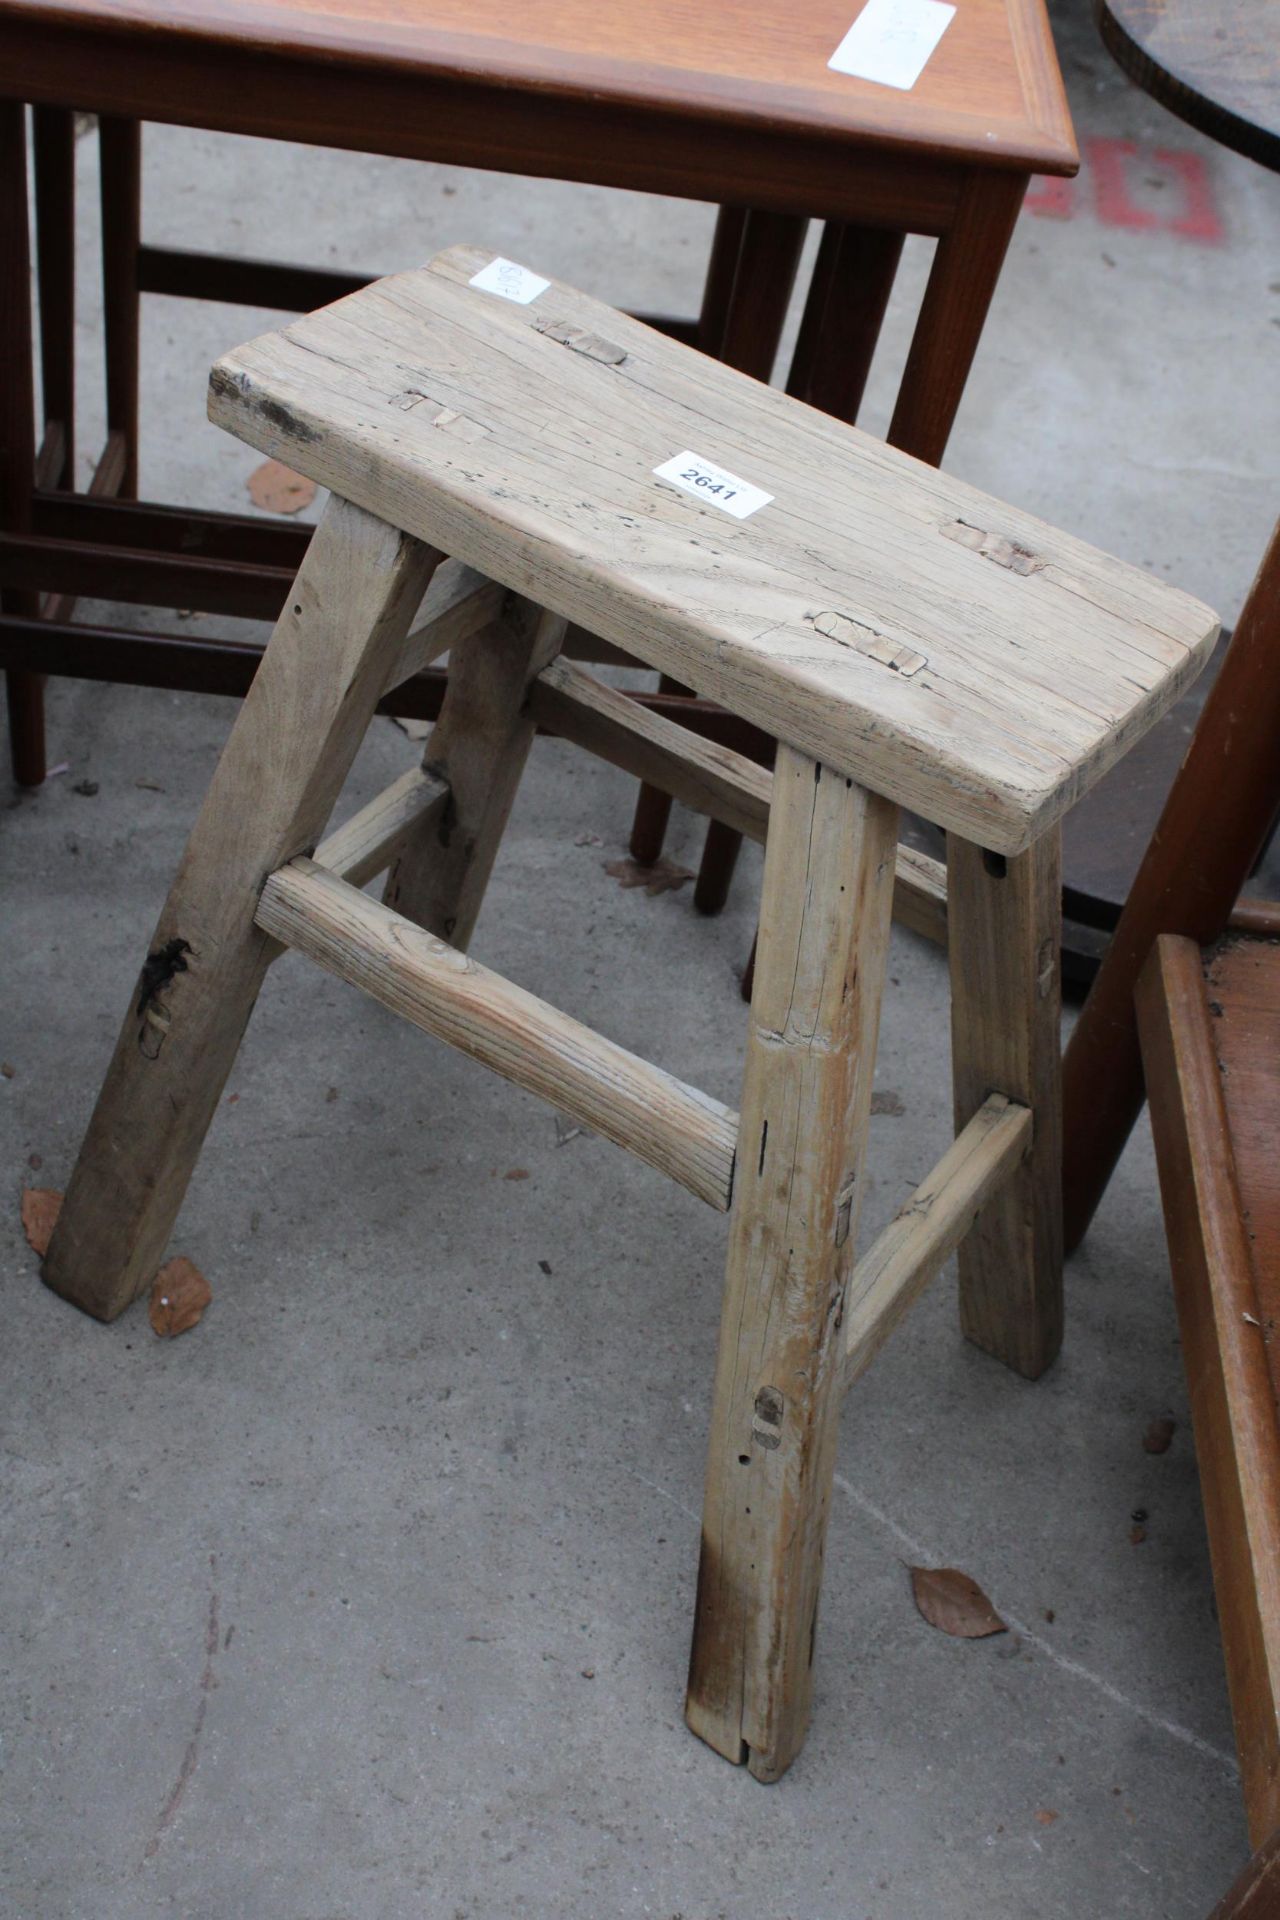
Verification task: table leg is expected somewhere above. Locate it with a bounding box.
[33,105,76,488]
[697,204,748,357]
[717,208,806,378]
[786,220,904,421]
[99,116,140,497]
[888,170,1027,464]
[1,101,45,788]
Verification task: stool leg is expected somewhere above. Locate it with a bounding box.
[688,749,899,1780]
[947,831,1063,1379]
[384,598,565,950]
[43,499,440,1320]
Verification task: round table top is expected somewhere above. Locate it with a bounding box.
[1097,0,1280,172]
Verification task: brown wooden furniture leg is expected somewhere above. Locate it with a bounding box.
[948,830,1063,1378]
[1063,523,1279,1252]
[631,207,805,881]
[717,208,807,378]
[383,598,565,947]
[786,221,905,420]
[1,100,45,788]
[42,497,439,1321]
[99,115,140,497]
[888,170,1027,464]
[697,204,749,358]
[33,104,75,488]
[687,747,898,1779]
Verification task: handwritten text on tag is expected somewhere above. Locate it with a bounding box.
[468,257,551,305]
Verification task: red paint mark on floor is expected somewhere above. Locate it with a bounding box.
[1025,175,1075,220]
[1156,147,1226,243]
[1025,138,1225,245]
[1091,137,1160,231]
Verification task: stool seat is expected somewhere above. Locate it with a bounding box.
[209,243,1216,853]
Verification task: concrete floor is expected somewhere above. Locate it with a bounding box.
[3,4,1279,1914]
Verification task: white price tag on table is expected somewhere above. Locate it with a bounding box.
[468,256,551,304]
[828,0,956,91]
[653,451,773,521]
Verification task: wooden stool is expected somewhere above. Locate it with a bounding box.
[41,247,1216,1780]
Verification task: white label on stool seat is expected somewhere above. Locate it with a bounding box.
[827,0,955,90]
[653,451,773,520]
[468,257,551,304]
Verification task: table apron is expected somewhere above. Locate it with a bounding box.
[0,32,963,232]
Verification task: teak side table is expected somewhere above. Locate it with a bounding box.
[42,250,1213,1779]
[0,0,1077,788]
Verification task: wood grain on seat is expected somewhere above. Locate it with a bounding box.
[209,244,1216,852]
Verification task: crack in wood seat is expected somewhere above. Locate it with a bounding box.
[43,248,1219,1787]
[209,243,1217,854]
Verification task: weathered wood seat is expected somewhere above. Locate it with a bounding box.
[43,249,1216,1784]
[209,244,1215,855]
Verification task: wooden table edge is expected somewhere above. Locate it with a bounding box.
[0,0,1080,177]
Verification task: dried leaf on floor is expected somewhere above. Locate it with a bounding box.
[871,1090,906,1117]
[1142,1414,1176,1454]
[148,1256,213,1338]
[910,1565,1007,1639]
[21,1187,63,1256]
[603,856,694,897]
[246,459,316,515]
[1035,1808,1059,1826]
